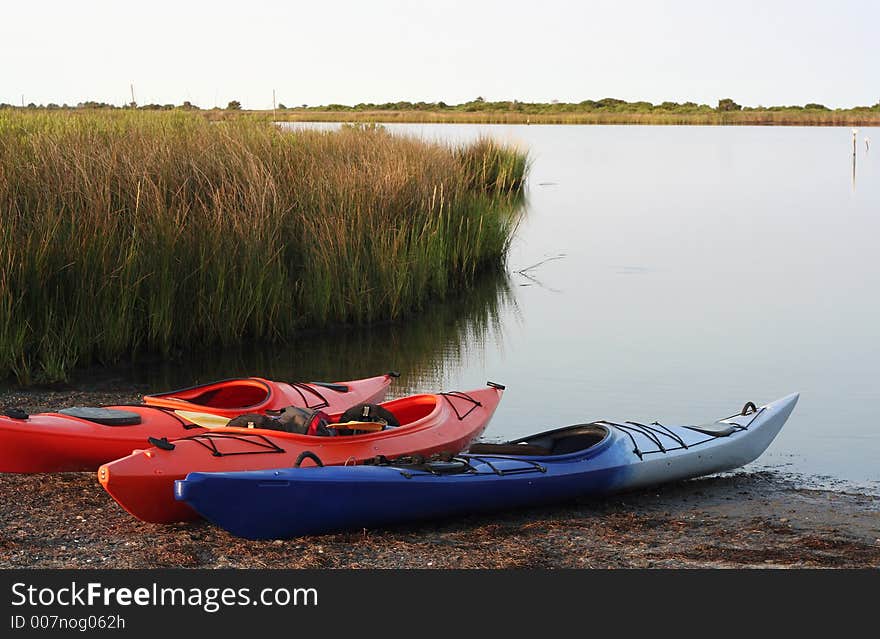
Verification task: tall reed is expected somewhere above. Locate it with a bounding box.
[0,111,527,383]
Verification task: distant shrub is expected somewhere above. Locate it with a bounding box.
[717,98,742,112]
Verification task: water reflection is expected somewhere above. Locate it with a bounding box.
[852,149,857,191]
[850,129,875,191]
[67,268,519,397]
[852,128,858,191]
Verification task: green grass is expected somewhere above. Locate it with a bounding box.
[0,111,527,384]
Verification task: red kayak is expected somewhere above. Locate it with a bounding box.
[99,384,504,523]
[140,375,396,416]
[0,374,394,473]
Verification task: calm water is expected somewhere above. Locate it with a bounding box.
[114,124,880,492]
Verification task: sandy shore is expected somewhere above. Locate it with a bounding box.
[1,387,878,569]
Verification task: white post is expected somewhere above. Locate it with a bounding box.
[852,129,858,191]
[272,89,276,121]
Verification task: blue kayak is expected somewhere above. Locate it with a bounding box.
[175,393,798,539]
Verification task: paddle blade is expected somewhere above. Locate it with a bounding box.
[175,410,232,429]
[330,421,386,432]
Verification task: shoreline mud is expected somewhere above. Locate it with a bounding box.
[1,388,878,569]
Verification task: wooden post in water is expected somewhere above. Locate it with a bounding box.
[852,129,858,191]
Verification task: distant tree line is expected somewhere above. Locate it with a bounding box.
[0,100,218,111]
[298,97,879,114]
[2,98,878,113]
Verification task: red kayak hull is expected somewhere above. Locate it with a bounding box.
[0,374,393,473]
[99,386,503,523]
[142,375,392,416]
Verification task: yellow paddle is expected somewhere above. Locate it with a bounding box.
[175,410,232,429]
[174,410,387,432]
[330,421,387,433]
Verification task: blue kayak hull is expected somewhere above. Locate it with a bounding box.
[177,449,632,540]
[176,393,798,539]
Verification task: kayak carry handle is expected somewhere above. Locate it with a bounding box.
[741,401,758,416]
[487,381,506,390]
[294,451,324,468]
[148,436,176,451]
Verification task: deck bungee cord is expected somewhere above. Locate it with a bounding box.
[596,402,763,460]
[287,382,332,409]
[362,451,548,478]
[148,432,288,457]
[440,390,483,420]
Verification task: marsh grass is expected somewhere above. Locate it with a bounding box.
[0,111,527,383]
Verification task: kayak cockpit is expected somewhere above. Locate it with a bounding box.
[145,378,272,410]
[469,424,609,457]
[325,395,438,435]
[376,394,437,426]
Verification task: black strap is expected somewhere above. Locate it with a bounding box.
[373,452,546,478]
[308,381,349,393]
[182,433,286,457]
[440,391,482,420]
[294,451,324,467]
[288,382,330,410]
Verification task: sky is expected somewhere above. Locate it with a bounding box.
[1,0,877,109]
